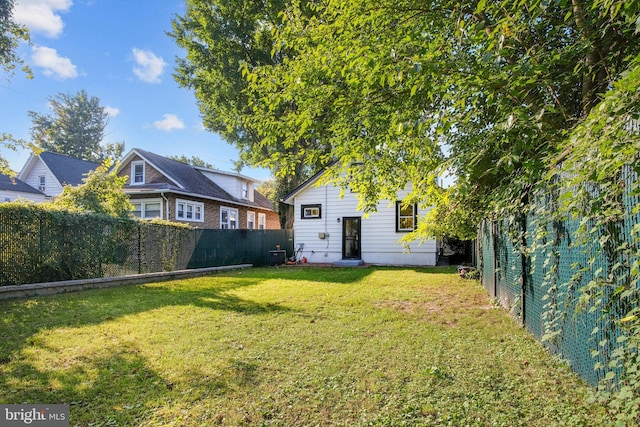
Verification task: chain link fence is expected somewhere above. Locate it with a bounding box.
[0,205,293,286]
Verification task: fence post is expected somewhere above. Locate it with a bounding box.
[519,213,528,327]
[137,223,142,274]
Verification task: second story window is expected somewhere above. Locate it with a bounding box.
[131,161,145,185]
[242,182,249,199]
[38,175,46,192]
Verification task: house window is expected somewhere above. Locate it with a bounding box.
[396,201,417,232]
[220,206,238,229]
[301,204,322,219]
[131,161,145,185]
[38,175,46,192]
[258,213,266,230]
[247,211,256,229]
[176,199,204,222]
[131,198,162,220]
[242,182,249,199]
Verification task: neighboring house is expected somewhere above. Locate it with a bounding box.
[0,173,48,203]
[116,148,280,229]
[282,170,438,266]
[18,151,100,198]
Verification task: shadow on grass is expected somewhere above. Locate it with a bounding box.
[0,273,290,368]
[0,274,291,422]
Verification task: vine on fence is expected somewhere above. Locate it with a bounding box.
[535,57,640,424]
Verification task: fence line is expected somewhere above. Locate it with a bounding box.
[0,205,293,286]
[477,168,640,387]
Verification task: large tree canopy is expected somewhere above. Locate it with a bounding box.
[234,0,639,238]
[170,0,330,227]
[28,90,124,162]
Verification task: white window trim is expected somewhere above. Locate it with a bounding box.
[301,204,321,219]
[241,182,249,199]
[38,175,46,192]
[175,199,204,222]
[131,161,145,185]
[247,211,256,229]
[258,212,266,230]
[131,198,163,220]
[396,201,417,232]
[220,206,239,229]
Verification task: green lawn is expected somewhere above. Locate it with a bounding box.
[0,267,606,426]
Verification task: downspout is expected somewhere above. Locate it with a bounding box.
[161,192,169,220]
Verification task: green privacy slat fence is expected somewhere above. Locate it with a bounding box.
[0,205,294,286]
[479,167,639,387]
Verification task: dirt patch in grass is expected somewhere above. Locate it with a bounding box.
[374,281,499,326]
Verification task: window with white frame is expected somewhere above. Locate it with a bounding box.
[38,175,46,192]
[241,182,249,199]
[258,212,266,230]
[131,198,162,219]
[131,161,145,185]
[220,206,238,229]
[176,199,204,222]
[396,201,417,232]
[301,204,321,219]
[247,211,256,229]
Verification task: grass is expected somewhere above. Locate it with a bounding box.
[0,266,606,426]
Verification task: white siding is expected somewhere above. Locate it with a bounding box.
[199,171,254,201]
[292,183,437,266]
[22,160,63,197]
[0,190,48,203]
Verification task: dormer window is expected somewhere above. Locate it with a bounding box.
[131,161,145,185]
[242,181,249,199]
[38,175,46,192]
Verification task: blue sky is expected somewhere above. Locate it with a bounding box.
[1,0,271,180]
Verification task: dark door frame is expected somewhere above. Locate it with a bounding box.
[342,216,362,259]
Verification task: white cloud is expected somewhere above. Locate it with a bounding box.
[153,114,185,131]
[14,0,73,38]
[132,48,166,84]
[31,45,77,79]
[104,106,120,118]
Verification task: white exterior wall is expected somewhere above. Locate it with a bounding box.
[22,160,63,197]
[0,190,48,203]
[200,171,254,202]
[291,183,437,266]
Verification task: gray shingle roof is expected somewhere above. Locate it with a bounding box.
[0,173,45,194]
[40,152,101,186]
[130,149,273,210]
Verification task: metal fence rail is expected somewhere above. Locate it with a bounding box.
[0,205,293,286]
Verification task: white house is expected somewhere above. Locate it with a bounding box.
[282,170,439,266]
[18,151,100,198]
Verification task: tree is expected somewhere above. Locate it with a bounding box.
[170,0,329,227]
[28,90,124,162]
[168,154,213,168]
[0,0,32,175]
[51,159,132,218]
[233,0,640,238]
[0,0,30,79]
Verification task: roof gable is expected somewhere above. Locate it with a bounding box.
[38,152,100,186]
[0,173,45,195]
[119,149,275,211]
